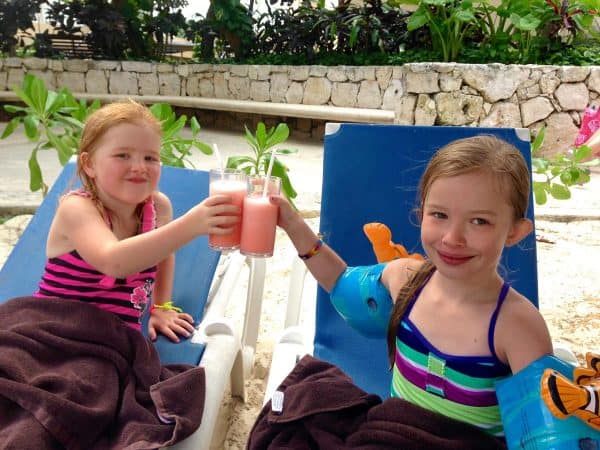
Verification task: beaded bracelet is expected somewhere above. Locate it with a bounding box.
[149,301,183,314]
[299,239,324,260]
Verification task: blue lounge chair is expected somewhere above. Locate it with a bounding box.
[265,123,543,401]
[0,160,266,450]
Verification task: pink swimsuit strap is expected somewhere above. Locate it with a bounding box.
[65,190,156,232]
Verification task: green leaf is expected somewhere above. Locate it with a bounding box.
[47,129,75,165]
[23,115,40,141]
[28,151,43,192]
[531,157,548,172]
[407,10,430,31]
[266,123,290,148]
[29,76,48,114]
[349,25,359,48]
[1,117,22,139]
[190,116,201,135]
[533,182,547,205]
[455,10,475,22]
[13,75,35,110]
[150,103,172,121]
[574,145,592,162]
[163,115,186,140]
[568,168,581,184]
[45,91,63,115]
[531,127,545,154]
[275,147,298,155]
[549,183,571,200]
[3,104,26,114]
[559,171,573,185]
[192,140,213,155]
[256,122,268,149]
[244,125,259,153]
[271,159,297,200]
[54,115,85,131]
[226,155,256,170]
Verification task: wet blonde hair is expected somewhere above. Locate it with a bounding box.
[76,100,162,222]
[386,135,531,366]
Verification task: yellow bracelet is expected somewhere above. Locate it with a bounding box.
[150,301,183,313]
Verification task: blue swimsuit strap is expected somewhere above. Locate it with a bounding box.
[487,281,510,362]
[403,276,511,364]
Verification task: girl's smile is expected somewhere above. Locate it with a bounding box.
[436,250,474,266]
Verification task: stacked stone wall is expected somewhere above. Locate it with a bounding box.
[2,57,599,154]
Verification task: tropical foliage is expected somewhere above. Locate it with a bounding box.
[2,0,599,65]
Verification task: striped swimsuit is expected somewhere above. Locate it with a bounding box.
[35,194,157,331]
[391,279,511,437]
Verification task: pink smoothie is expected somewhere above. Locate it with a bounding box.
[209,179,246,250]
[240,195,279,257]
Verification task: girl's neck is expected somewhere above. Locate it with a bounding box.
[94,192,142,239]
[429,270,504,305]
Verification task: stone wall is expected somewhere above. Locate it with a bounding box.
[1,57,599,154]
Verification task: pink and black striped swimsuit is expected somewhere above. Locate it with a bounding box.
[35,193,157,331]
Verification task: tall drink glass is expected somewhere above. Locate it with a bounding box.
[208,169,247,251]
[240,176,281,257]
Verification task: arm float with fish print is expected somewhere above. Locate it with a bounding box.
[542,352,600,431]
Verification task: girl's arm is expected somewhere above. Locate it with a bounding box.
[495,292,553,374]
[56,193,239,278]
[270,195,346,292]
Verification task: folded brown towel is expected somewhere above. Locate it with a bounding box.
[0,296,205,450]
[346,397,506,450]
[247,355,506,450]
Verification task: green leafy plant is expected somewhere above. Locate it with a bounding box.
[397,0,477,62]
[1,74,213,196]
[148,103,213,167]
[0,74,99,195]
[225,122,298,206]
[531,127,599,204]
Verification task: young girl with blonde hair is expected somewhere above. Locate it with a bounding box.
[271,135,553,437]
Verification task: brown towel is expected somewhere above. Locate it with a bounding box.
[346,397,506,449]
[248,355,506,450]
[0,296,205,450]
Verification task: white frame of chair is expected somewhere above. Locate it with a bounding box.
[169,253,267,449]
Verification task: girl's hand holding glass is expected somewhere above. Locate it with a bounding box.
[187,194,241,236]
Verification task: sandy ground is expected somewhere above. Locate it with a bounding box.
[0,158,598,449]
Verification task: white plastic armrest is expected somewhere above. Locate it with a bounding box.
[168,319,240,450]
[203,252,246,322]
[553,341,579,366]
[262,257,313,404]
[263,326,307,405]
[285,257,309,328]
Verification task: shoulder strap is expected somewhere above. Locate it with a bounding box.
[487,282,510,361]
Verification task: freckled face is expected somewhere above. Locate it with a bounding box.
[420,170,519,282]
[82,122,161,207]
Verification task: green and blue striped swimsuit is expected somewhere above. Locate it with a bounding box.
[391,279,512,437]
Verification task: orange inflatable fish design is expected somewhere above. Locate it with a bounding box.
[542,352,600,431]
[362,222,424,263]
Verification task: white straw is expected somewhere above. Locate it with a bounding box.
[212,143,225,179]
[263,148,278,198]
